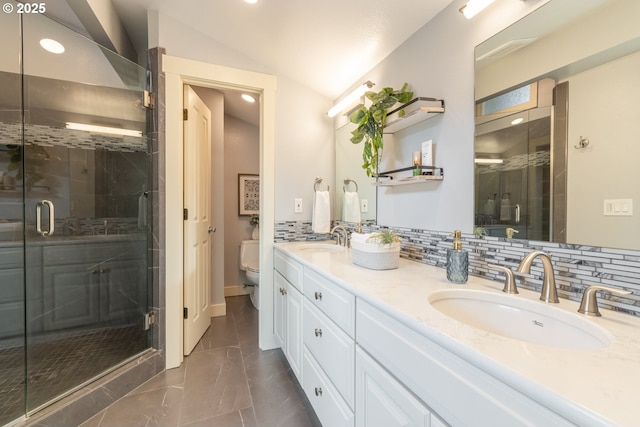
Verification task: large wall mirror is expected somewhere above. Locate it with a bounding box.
[335,121,377,223]
[474,0,640,250]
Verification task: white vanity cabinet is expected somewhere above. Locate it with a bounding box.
[356,346,445,427]
[273,250,304,381]
[301,263,356,426]
[356,300,575,427]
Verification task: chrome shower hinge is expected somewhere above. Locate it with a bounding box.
[144,311,157,330]
[144,90,155,109]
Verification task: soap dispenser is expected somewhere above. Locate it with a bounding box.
[447,230,468,284]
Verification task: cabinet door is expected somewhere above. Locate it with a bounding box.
[43,263,100,330]
[285,283,303,381]
[356,347,433,427]
[99,259,145,324]
[274,270,287,348]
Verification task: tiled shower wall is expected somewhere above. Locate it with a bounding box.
[275,220,640,317]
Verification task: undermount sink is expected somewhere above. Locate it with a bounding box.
[428,289,612,349]
[297,243,345,252]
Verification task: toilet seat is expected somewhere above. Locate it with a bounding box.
[245,262,259,273]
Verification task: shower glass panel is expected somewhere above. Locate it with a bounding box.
[5,10,150,417]
[0,4,25,425]
[474,108,551,241]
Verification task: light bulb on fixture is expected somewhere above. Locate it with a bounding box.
[459,0,496,19]
[327,81,374,118]
[241,94,256,103]
[40,38,65,54]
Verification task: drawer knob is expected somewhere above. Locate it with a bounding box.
[314,291,323,301]
[314,387,323,397]
[314,328,323,337]
[280,287,287,295]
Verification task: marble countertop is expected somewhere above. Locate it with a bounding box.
[275,241,640,427]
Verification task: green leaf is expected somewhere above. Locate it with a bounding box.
[349,107,366,125]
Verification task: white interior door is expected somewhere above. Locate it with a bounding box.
[183,85,212,355]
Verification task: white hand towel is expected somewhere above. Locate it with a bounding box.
[342,191,361,223]
[312,190,331,233]
[350,232,375,243]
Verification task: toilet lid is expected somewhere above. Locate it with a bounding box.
[246,262,259,273]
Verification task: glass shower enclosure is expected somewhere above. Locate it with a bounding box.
[0,5,151,424]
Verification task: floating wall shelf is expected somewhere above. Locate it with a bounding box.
[374,165,444,187]
[383,97,445,134]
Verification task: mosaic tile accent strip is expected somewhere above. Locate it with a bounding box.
[476,151,550,174]
[0,122,148,152]
[276,220,640,317]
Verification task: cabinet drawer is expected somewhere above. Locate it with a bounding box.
[274,249,303,292]
[304,268,355,337]
[304,301,355,408]
[303,348,354,427]
[356,300,575,427]
[356,346,434,427]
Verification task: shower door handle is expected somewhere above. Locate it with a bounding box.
[515,204,521,224]
[36,200,55,236]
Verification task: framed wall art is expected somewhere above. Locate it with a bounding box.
[238,174,259,215]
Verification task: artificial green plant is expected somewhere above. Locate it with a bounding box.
[349,83,413,177]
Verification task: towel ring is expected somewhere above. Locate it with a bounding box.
[314,177,329,192]
[343,178,359,192]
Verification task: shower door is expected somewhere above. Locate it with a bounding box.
[0,6,152,423]
[474,108,551,241]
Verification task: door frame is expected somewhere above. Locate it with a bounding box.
[163,55,277,368]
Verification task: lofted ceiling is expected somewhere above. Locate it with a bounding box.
[109,0,455,100]
[34,0,456,127]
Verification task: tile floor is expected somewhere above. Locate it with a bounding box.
[79,296,321,427]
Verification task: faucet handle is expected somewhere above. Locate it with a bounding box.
[578,285,632,316]
[488,264,518,294]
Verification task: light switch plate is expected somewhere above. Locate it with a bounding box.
[603,199,633,216]
[294,198,303,213]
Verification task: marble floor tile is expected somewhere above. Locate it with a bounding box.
[79,295,319,427]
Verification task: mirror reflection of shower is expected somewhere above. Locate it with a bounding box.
[474,81,552,241]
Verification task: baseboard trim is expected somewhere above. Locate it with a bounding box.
[224,284,253,297]
[209,303,226,318]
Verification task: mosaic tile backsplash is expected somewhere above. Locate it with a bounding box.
[274,220,640,317]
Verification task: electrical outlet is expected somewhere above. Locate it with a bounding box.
[360,199,368,213]
[294,198,303,213]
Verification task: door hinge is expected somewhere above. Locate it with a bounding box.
[183,108,188,120]
[144,90,155,108]
[183,208,188,220]
[144,311,157,330]
[183,307,188,319]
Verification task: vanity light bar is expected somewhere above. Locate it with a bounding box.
[459,0,496,19]
[328,81,374,118]
[65,122,142,137]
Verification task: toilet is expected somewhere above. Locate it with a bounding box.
[240,240,260,309]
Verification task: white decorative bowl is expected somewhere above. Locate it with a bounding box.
[351,240,400,270]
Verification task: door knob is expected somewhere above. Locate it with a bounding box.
[208,226,215,233]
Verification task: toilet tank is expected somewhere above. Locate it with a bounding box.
[240,240,259,269]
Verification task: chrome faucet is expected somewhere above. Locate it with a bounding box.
[516,251,559,303]
[330,225,349,247]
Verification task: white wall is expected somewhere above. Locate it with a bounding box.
[223,114,259,289]
[335,0,549,233]
[153,11,335,224]
[566,51,640,249]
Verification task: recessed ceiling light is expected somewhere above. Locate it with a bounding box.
[244,0,258,4]
[241,94,256,103]
[40,38,65,54]
[511,118,524,125]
